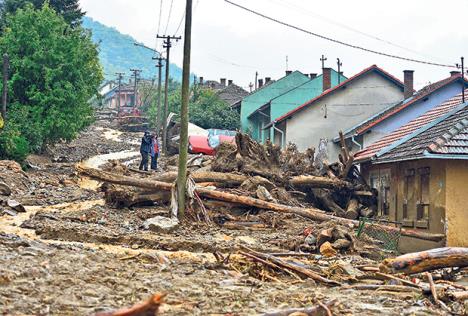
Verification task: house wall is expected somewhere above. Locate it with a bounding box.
[284,72,404,160]
[240,71,310,137]
[361,159,447,253]
[270,71,346,121]
[364,82,464,147]
[445,159,468,246]
[264,70,346,144]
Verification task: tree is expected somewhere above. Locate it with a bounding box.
[0,4,102,159]
[190,87,240,130]
[1,0,85,27]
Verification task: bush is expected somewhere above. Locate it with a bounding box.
[0,125,29,161]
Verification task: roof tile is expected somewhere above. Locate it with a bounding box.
[355,90,468,162]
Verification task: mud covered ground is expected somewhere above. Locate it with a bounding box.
[0,118,461,315]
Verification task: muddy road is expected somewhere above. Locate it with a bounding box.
[0,119,459,315]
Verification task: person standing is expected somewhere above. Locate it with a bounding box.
[150,135,160,171]
[139,131,152,171]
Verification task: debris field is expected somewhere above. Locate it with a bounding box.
[1,118,467,315]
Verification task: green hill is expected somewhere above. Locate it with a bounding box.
[82,17,183,82]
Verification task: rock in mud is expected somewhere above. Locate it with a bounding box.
[142,216,179,233]
[0,182,11,196]
[320,241,337,258]
[256,185,276,203]
[2,209,17,216]
[6,199,26,213]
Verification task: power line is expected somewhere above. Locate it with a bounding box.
[270,0,449,64]
[156,0,164,50]
[175,0,200,36]
[224,0,457,69]
[164,0,175,35]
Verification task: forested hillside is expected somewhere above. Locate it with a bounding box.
[82,17,183,81]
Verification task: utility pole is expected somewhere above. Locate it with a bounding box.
[337,58,342,84]
[130,69,142,108]
[320,54,327,69]
[2,54,9,123]
[157,34,181,155]
[176,0,193,218]
[115,72,124,113]
[153,56,164,132]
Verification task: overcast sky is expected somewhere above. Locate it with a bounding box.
[80,0,468,90]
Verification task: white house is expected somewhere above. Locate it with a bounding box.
[265,65,407,161]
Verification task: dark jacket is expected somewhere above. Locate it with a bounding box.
[140,135,152,153]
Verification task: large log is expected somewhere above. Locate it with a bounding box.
[153,171,248,187]
[289,175,352,189]
[380,247,468,275]
[77,165,445,242]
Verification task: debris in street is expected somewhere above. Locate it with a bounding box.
[142,216,179,233]
[262,299,337,316]
[92,293,166,316]
[6,200,26,213]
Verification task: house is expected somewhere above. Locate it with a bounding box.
[217,83,249,109]
[265,65,406,160]
[335,71,468,149]
[241,69,346,143]
[197,77,249,109]
[102,82,142,109]
[354,92,468,251]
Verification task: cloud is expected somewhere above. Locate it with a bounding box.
[80,0,468,88]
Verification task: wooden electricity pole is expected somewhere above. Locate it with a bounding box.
[130,69,142,108]
[176,0,193,218]
[115,72,124,113]
[153,56,164,132]
[2,53,9,122]
[157,34,181,154]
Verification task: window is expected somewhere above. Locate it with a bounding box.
[403,169,415,219]
[417,167,430,221]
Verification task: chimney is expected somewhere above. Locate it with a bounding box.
[310,73,317,79]
[199,76,204,85]
[220,78,226,87]
[265,77,271,84]
[450,71,460,77]
[258,79,264,88]
[286,70,293,76]
[322,68,331,91]
[403,70,414,99]
[228,79,233,86]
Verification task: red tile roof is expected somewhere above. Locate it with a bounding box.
[354,90,468,162]
[353,74,465,136]
[268,65,404,126]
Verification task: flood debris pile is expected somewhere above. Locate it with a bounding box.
[78,132,442,244]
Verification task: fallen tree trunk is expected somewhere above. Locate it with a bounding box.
[312,188,346,216]
[380,247,468,275]
[289,175,352,189]
[77,165,445,242]
[345,198,360,220]
[153,171,248,187]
